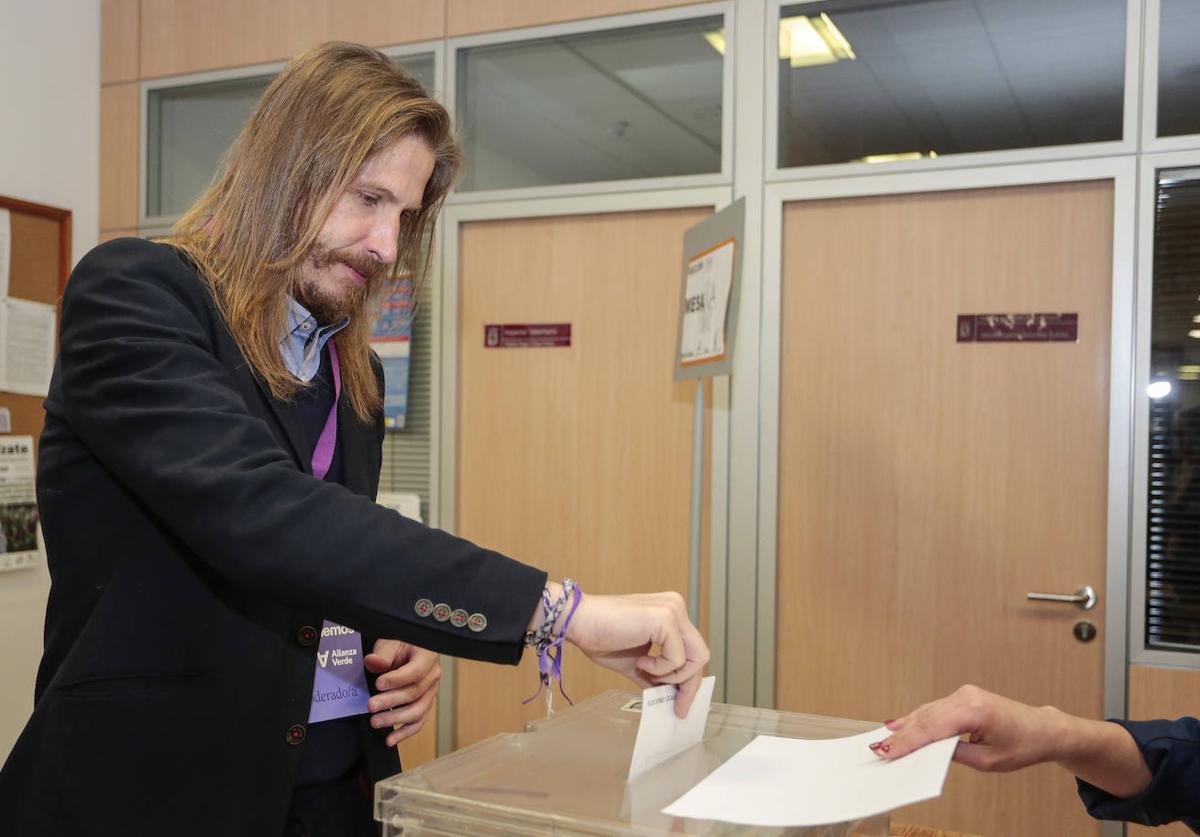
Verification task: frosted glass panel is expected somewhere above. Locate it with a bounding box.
[777,0,1125,168]
[146,54,435,218]
[456,16,724,191]
[1158,0,1200,138]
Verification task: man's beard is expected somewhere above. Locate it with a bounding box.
[297,244,389,324]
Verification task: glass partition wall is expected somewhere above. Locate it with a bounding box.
[145,53,435,219]
[454,16,724,191]
[1145,167,1200,653]
[775,0,1127,168]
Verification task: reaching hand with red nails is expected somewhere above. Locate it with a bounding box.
[871,685,1152,802]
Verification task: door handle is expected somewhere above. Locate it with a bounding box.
[1027,585,1096,610]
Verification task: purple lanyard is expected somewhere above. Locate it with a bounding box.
[311,339,341,480]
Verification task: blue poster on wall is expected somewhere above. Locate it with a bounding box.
[370,278,413,430]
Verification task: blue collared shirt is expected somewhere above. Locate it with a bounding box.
[279,296,349,381]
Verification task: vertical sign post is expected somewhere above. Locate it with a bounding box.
[674,199,745,625]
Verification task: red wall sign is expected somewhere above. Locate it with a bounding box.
[956,313,1078,343]
[484,323,572,349]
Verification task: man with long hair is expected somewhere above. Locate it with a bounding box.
[0,43,708,837]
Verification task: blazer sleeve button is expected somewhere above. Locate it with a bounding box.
[296,625,318,647]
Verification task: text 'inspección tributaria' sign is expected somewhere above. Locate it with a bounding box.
[484,323,571,349]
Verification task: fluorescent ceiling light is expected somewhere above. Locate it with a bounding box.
[704,31,726,55]
[780,13,856,68]
[855,150,939,164]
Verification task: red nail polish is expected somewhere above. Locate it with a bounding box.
[883,719,894,725]
[880,743,891,754]
[868,742,881,750]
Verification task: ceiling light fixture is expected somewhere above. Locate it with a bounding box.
[704,31,726,55]
[779,13,856,68]
[855,150,939,164]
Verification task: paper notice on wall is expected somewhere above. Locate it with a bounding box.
[678,238,735,368]
[370,279,413,430]
[0,435,39,572]
[377,491,423,525]
[0,208,10,300]
[1,298,56,396]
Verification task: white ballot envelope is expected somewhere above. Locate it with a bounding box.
[627,676,716,779]
[662,727,958,826]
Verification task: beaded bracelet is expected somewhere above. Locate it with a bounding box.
[523,578,583,718]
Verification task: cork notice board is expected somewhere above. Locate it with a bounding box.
[0,194,71,462]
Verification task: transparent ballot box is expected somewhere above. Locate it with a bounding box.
[375,690,890,836]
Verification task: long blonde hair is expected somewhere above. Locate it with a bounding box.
[165,42,460,421]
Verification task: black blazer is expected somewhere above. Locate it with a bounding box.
[1078,716,1200,832]
[0,239,546,836]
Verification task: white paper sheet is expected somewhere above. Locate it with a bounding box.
[627,675,715,779]
[376,491,423,524]
[678,239,735,366]
[1,298,57,396]
[662,727,958,827]
[0,435,40,572]
[0,208,10,300]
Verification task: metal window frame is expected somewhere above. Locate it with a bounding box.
[137,39,446,230]
[762,0,1144,184]
[443,1,735,205]
[1129,148,1200,668]
[754,159,1139,775]
[722,0,770,709]
[1140,0,1200,154]
[434,184,734,755]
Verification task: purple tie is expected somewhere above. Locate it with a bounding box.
[311,340,340,480]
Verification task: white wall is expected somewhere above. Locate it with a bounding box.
[0,0,100,761]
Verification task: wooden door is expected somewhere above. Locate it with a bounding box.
[454,207,712,748]
[776,181,1114,836]
[1128,666,1200,837]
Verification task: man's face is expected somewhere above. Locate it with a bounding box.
[296,134,436,323]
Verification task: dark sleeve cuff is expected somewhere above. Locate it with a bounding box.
[1076,718,1200,832]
